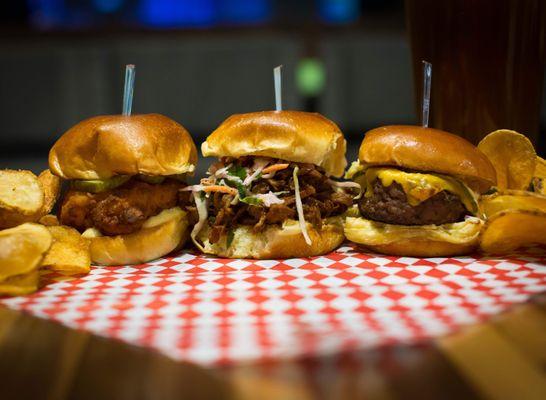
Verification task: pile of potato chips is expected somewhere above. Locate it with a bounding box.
[0,170,90,296]
[478,130,546,253]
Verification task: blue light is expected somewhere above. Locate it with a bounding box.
[218,0,272,24]
[138,0,216,28]
[27,0,65,28]
[318,0,360,24]
[92,0,125,14]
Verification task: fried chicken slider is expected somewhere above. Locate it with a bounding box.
[344,125,496,257]
[187,110,358,259]
[49,114,197,265]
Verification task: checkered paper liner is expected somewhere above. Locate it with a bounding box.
[1,244,546,366]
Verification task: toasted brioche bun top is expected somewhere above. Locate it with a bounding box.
[358,125,496,193]
[49,114,198,180]
[202,110,347,177]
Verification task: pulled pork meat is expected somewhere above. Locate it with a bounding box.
[188,157,354,244]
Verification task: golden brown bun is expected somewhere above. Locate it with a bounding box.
[88,208,189,265]
[359,125,496,193]
[49,114,198,180]
[344,216,482,257]
[202,111,347,177]
[364,241,477,258]
[198,218,344,259]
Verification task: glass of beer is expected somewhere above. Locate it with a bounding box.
[405,0,546,144]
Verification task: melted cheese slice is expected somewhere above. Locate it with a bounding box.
[364,167,478,213]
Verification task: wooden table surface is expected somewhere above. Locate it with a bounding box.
[1,295,545,400]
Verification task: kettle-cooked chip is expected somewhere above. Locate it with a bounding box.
[0,169,61,229]
[0,270,40,296]
[42,226,91,275]
[481,190,546,217]
[536,157,546,178]
[480,210,546,254]
[37,170,61,216]
[478,130,536,190]
[531,157,546,195]
[479,189,546,254]
[0,170,44,214]
[0,170,46,228]
[0,223,52,281]
[38,214,60,226]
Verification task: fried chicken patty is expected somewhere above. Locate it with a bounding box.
[60,179,186,235]
[359,179,467,226]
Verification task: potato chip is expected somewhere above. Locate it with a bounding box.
[37,169,61,216]
[480,190,546,217]
[0,170,44,214]
[0,170,46,228]
[480,210,546,254]
[39,214,60,226]
[531,157,546,195]
[0,270,40,296]
[0,169,62,229]
[535,157,546,178]
[42,226,91,275]
[530,178,545,195]
[0,223,52,281]
[477,130,536,190]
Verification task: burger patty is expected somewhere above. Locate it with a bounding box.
[359,180,467,226]
[191,160,354,244]
[60,179,188,236]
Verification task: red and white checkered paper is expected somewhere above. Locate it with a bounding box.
[1,244,546,366]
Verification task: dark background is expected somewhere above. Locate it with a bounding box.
[0,0,545,177]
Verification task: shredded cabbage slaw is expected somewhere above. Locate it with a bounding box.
[185,157,360,248]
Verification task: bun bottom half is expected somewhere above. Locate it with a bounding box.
[87,207,189,265]
[362,240,477,258]
[344,216,482,257]
[197,217,344,259]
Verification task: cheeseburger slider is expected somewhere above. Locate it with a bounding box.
[344,125,496,257]
[188,110,357,259]
[49,114,197,265]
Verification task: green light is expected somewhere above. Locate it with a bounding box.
[296,58,325,97]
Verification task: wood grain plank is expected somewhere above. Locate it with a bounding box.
[384,345,479,400]
[1,303,544,400]
[227,362,313,400]
[68,334,231,400]
[0,307,20,344]
[493,304,546,368]
[46,329,90,400]
[0,310,76,400]
[439,323,546,400]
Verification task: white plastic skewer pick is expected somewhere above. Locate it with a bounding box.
[122,64,136,116]
[421,60,432,127]
[274,65,282,111]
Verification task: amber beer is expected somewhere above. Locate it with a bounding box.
[406,0,546,144]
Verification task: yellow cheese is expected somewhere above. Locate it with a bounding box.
[364,167,478,213]
[344,161,365,180]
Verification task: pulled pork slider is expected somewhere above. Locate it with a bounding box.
[189,110,356,259]
[49,114,197,265]
[344,125,496,257]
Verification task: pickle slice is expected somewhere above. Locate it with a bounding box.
[73,176,130,193]
[138,175,165,184]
